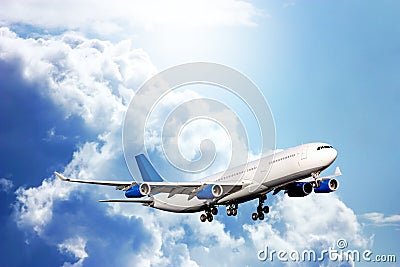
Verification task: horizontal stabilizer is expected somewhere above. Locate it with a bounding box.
[98,199,153,204]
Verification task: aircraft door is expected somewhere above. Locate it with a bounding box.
[301,146,307,160]
[298,145,308,168]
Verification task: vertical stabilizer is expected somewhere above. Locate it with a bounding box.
[135,154,164,182]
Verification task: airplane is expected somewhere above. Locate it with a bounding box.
[55,142,341,222]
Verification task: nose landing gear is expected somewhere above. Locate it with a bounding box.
[252,195,269,221]
[312,171,321,187]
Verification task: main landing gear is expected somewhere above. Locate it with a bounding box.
[200,206,218,222]
[226,203,238,217]
[252,195,269,221]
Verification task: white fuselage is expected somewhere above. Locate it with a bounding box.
[151,142,338,212]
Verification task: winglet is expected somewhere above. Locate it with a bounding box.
[135,154,164,182]
[54,171,70,181]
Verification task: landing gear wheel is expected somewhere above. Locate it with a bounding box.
[232,209,237,216]
[226,202,238,217]
[227,209,232,216]
[257,206,263,213]
[200,214,207,222]
[263,206,270,214]
[207,214,213,222]
[230,203,238,210]
[211,207,218,215]
[252,194,269,221]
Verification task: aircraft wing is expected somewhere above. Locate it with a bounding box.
[140,182,245,199]
[55,171,245,198]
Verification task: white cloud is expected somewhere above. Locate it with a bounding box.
[0,29,156,237]
[1,26,153,237]
[191,216,245,248]
[241,194,372,267]
[4,26,237,266]
[58,236,88,267]
[14,178,72,235]
[0,0,262,34]
[0,178,13,192]
[13,136,129,235]
[0,27,156,131]
[101,198,251,266]
[244,193,370,260]
[361,212,400,226]
[144,94,253,180]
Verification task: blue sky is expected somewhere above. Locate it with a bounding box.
[0,1,399,266]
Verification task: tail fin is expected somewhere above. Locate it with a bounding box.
[135,154,164,182]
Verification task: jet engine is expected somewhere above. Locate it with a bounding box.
[197,184,223,199]
[314,178,339,193]
[125,183,151,198]
[286,182,313,197]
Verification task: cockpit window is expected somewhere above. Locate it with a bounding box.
[317,145,333,150]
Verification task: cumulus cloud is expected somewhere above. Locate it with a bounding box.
[14,178,72,235]
[58,236,88,267]
[13,139,122,235]
[3,26,253,266]
[0,25,154,236]
[143,93,253,180]
[244,194,370,266]
[121,209,248,266]
[0,0,262,34]
[0,25,149,241]
[0,27,155,129]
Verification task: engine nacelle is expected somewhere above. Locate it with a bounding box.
[125,183,151,198]
[314,178,339,193]
[197,184,223,199]
[286,182,313,197]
